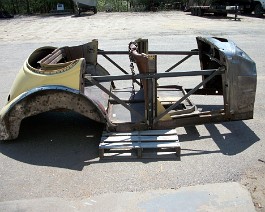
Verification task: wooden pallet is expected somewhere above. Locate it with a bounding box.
[99,129,180,159]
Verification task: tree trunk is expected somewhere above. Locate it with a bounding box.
[69,0,75,13]
[26,0,30,14]
[12,0,17,14]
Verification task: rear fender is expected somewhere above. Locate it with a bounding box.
[0,86,111,140]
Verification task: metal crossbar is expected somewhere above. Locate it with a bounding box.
[101,53,129,74]
[153,67,225,123]
[87,44,224,126]
[84,67,224,125]
[165,55,193,72]
[165,49,198,73]
[98,50,199,55]
[85,69,220,82]
[98,49,199,87]
[100,52,141,86]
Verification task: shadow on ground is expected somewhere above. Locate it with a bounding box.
[0,111,104,171]
[186,13,240,21]
[0,111,260,168]
[71,12,95,18]
[186,12,264,20]
[180,121,260,156]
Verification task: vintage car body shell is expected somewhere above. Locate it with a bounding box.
[0,37,257,140]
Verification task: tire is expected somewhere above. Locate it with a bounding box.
[198,8,204,16]
[93,7,97,14]
[191,8,195,15]
[254,4,263,17]
[242,8,252,14]
[194,8,198,16]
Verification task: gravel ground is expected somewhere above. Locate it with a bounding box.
[0,11,264,210]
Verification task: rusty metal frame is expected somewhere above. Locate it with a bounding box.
[153,67,225,123]
[85,49,222,125]
[91,44,241,131]
[98,50,199,75]
[85,67,224,127]
[85,69,221,82]
[98,50,142,86]
[99,52,129,75]
[94,37,256,131]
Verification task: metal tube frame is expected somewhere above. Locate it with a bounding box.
[99,51,142,86]
[85,69,220,82]
[98,50,199,55]
[89,49,224,127]
[153,67,225,123]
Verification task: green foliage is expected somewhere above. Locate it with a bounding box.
[0,0,74,14]
[0,0,186,14]
[97,0,130,12]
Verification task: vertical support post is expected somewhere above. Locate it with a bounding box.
[146,55,157,127]
[129,39,157,127]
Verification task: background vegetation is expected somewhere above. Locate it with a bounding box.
[0,0,186,14]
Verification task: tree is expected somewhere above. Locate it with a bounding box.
[25,0,30,14]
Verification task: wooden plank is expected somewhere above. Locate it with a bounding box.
[100,152,138,159]
[139,129,177,136]
[99,142,140,149]
[39,53,52,64]
[101,152,180,160]
[101,135,178,143]
[99,141,180,149]
[50,54,64,64]
[45,49,62,64]
[99,129,180,159]
[139,142,180,149]
[102,129,177,137]
[39,49,60,64]
[38,48,65,65]
[99,142,180,159]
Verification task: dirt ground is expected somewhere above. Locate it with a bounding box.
[0,11,265,211]
[241,161,265,211]
[0,11,264,44]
